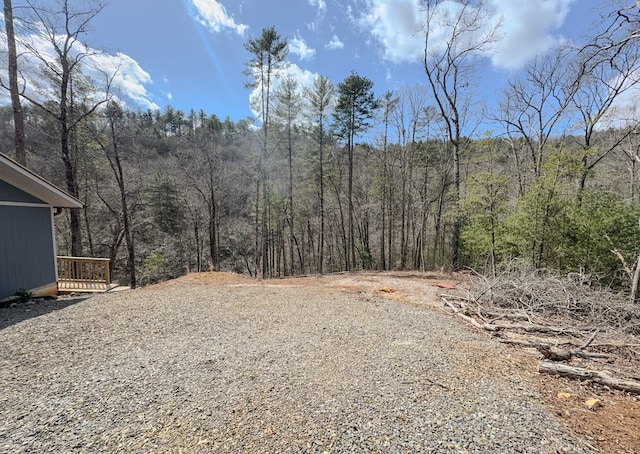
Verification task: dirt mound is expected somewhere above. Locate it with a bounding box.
[151,271,252,287]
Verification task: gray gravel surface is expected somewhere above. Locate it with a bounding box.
[0,278,592,453]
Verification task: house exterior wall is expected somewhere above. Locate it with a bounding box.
[0,180,44,204]
[0,196,57,301]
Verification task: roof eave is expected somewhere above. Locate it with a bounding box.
[0,153,84,209]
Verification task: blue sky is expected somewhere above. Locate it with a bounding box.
[3,0,609,123]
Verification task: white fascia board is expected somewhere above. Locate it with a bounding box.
[0,153,83,209]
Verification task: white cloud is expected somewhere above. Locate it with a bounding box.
[290,33,316,60]
[326,34,344,50]
[595,71,640,129]
[359,0,425,63]
[307,0,327,32]
[423,1,494,57]
[248,63,318,121]
[490,0,575,69]
[282,64,317,90]
[0,20,158,110]
[190,0,248,35]
[359,0,576,69]
[308,0,327,11]
[88,52,159,110]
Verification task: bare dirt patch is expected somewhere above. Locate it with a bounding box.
[153,271,252,286]
[153,270,464,309]
[538,373,640,453]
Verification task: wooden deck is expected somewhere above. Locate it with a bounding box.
[57,281,119,293]
[57,256,118,294]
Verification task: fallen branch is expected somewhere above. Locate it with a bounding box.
[467,261,640,336]
[439,294,530,321]
[442,297,585,335]
[498,338,544,347]
[442,298,499,331]
[498,337,609,361]
[486,311,532,323]
[536,345,609,361]
[536,331,608,361]
[539,362,640,394]
[490,322,584,336]
[591,343,640,349]
[438,294,473,301]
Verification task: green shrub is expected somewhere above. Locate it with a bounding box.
[14,289,33,303]
[555,190,638,285]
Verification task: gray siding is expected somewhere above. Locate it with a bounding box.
[0,180,45,204]
[0,205,56,300]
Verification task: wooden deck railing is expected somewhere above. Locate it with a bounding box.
[57,256,111,292]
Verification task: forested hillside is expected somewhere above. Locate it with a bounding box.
[2,1,640,293]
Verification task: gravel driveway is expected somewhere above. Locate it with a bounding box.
[0,275,591,452]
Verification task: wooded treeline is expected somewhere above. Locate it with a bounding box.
[3,0,640,292]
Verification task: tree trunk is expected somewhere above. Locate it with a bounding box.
[83,204,94,257]
[400,146,407,269]
[62,155,83,256]
[380,181,387,270]
[59,60,83,256]
[388,183,394,269]
[538,362,640,394]
[122,187,136,289]
[103,117,136,288]
[330,176,348,270]
[432,173,446,267]
[348,136,355,271]
[194,211,201,272]
[451,141,461,270]
[631,214,640,303]
[406,143,416,269]
[208,181,218,272]
[3,0,26,166]
[319,135,325,274]
[254,177,260,278]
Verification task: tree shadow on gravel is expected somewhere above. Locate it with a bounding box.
[0,296,91,330]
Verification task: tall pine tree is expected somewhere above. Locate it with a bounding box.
[244,26,288,278]
[333,72,377,270]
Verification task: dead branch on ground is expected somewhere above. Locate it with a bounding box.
[538,362,640,394]
[441,297,587,336]
[465,261,640,336]
[440,261,640,392]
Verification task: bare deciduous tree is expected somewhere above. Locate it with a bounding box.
[422,0,498,269]
[571,21,640,198]
[18,0,111,256]
[497,45,576,182]
[95,101,137,288]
